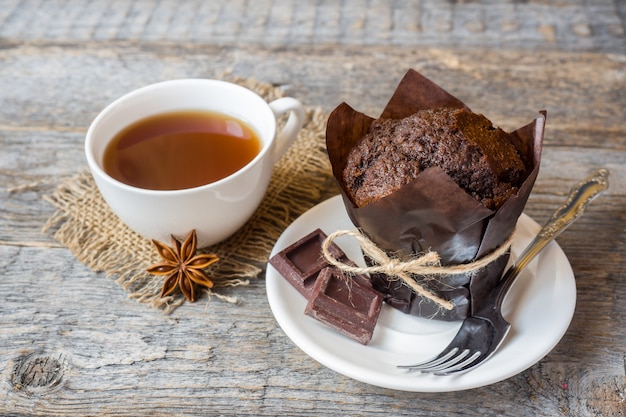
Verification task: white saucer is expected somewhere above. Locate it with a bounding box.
[266,195,576,392]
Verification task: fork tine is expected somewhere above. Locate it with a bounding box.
[398,348,460,372]
[399,348,485,375]
[430,351,483,375]
[400,347,472,373]
[419,349,472,372]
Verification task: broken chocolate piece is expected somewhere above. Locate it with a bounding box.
[269,228,346,298]
[305,267,383,345]
[270,228,384,344]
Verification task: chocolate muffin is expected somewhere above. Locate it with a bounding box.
[342,107,528,210]
[326,69,545,321]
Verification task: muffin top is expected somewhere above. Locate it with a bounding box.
[341,107,528,209]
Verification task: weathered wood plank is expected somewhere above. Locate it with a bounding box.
[1,42,624,135]
[0,0,624,53]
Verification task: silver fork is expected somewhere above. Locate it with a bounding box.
[399,168,609,376]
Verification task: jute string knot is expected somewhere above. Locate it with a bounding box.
[321,229,514,311]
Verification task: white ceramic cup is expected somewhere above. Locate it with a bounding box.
[85,79,305,247]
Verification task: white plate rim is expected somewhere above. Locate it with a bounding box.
[266,195,576,392]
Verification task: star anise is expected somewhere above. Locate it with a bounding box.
[146,230,219,302]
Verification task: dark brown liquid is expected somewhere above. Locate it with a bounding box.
[103,110,262,190]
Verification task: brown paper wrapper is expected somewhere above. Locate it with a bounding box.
[326,69,546,321]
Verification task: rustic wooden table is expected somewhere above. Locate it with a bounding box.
[1,1,625,416]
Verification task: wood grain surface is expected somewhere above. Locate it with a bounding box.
[1,1,625,416]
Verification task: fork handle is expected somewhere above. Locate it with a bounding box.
[494,168,609,309]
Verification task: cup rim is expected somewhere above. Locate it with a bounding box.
[85,78,277,196]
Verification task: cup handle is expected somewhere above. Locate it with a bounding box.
[268,97,305,163]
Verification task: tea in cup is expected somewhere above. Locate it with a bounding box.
[85,79,305,247]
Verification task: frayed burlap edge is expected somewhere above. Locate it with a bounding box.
[42,77,332,313]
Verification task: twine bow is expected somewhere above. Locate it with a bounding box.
[321,229,514,311]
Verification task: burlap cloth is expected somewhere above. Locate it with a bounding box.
[43,77,332,312]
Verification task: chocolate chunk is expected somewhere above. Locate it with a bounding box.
[269,228,384,344]
[305,267,383,345]
[269,228,346,298]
